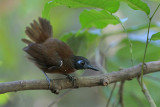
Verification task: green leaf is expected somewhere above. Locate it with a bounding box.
[42,1,53,20]
[60,32,74,42]
[0,81,9,106]
[60,31,100,55]
[122,0,150,15]
[54,0,120,13]
[0,94,8,106]
[42,0,120,21]
[80,9,120,29]
[151,32,160,40]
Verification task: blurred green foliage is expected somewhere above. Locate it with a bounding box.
[151,32,160,40]
[0,0,160,107]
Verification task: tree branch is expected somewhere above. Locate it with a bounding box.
[0,61,160,94]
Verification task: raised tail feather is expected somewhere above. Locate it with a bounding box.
[22,17,53,44]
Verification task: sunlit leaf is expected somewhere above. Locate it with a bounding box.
[80,9,120,29]
[122,0,150,15]
[151,32,160,40]
[0,80,9,106]
[42,1,53,20]
[53,0,119,13]
[42,0,119,18]
[0,94,8,106]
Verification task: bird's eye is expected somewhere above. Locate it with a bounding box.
[77,60,85,66]
[80,61,85,66]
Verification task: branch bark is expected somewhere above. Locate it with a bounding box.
[0,61,160,94]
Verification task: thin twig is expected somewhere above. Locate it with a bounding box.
[106,83,117,107]
[106,12,134,66]
[118,22,133,66]
[119,81,125,107]
[115,81,125,107]
[141,3,160,87]
[138,79,157,107]
[140,4,160,107]
[48,89,72,107]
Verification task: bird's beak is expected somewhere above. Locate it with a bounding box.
[87,65,99,71]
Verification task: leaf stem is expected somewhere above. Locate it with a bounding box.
[113,15,134,66]
[141,3,160,87]
[140,4,160,107]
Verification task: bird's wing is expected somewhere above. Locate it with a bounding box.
[23,43,62,71]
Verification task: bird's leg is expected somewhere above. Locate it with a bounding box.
[64,74,77,88]
[41,71,59,94]
[41,71,52,88]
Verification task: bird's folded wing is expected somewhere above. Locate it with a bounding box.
[23,43,62,70]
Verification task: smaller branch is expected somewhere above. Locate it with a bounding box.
[119,81,125,107]
[48,89,72,107]
[141,3,160,87]
[138,79,157,107]
[112,14,134,66]
[150,4,160,20]
[115,81,125,107]
[106,83,117,107]
[141,16,151,86]
[140,4,160,106]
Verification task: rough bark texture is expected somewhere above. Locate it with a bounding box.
[0,61,160,94]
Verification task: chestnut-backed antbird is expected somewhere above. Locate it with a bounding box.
[22,17,98,89]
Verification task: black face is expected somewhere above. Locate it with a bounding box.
[74,56,98,71]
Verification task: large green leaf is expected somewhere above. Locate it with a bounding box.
[54,0,119,13]
[122,0,150,15]
[80,9,120,29]
[151,32,160,40]
[42,0,120,18]
[42,1,52,20]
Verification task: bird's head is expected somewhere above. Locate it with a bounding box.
[73,56,98,71]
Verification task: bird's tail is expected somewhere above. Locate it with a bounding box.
[22,17,53,44]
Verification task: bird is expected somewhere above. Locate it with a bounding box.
[22,17,98,89]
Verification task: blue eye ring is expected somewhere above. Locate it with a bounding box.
[77,60,85,66]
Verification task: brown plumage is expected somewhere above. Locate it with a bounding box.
[22,17,98,81]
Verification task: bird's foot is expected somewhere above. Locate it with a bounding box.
[41,71,59,94]
[65,74,78,88]
[46,78,59,94]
